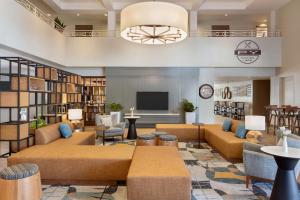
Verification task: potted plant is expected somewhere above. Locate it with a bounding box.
[54,17,66,33]
[30,118,47,134]
[108,102,123,124]
[181,99,198,124]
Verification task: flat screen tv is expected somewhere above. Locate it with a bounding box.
[136,92,169,110]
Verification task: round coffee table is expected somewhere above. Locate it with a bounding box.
[261,146,300,200]
[124,116,140,139]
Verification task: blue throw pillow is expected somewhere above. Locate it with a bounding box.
[59,123,73,138]
[235,124,248,138]
[222,119,232,132]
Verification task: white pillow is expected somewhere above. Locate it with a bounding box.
[100,115,112,127]
[110,113,118,127]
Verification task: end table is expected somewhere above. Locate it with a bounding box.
[192,123,204,149]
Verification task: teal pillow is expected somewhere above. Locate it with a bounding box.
[235,124,248,138]
[222,119,232,132]
[59,123,73,138]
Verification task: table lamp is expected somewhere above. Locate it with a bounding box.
[68,109,83,131]
[245,115,265,143]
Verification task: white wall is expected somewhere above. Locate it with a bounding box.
[274,0,300,106]
[65,37,281,67]
[0,1,282,68]
[0,0,65,66]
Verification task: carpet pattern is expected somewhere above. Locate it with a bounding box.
[2,140,273,200]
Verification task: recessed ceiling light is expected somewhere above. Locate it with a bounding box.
[77,13,80,17]
[104,13,108,17]
[225,13,228,17]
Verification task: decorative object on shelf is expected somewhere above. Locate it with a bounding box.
[245,115,265,135]
[130,106,135,117]
[108,102,123,124]
[181,99,198,124]
[222,87,232,99]
[120,1,188,45]
[199,84,214,99]
[20,108,27,121]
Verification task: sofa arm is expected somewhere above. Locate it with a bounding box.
[243,142,264,153]
[243,150,277,180]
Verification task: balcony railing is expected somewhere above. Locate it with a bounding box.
[15,0,64,33]
[15,0,281,38]
[65,30,281,38]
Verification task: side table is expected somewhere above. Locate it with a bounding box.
[261,146,300,200]
[192,123,204,149]
[124,116,140,139]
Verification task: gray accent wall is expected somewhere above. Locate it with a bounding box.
[106,67,199,120]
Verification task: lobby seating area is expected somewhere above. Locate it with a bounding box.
[1,0,300,199]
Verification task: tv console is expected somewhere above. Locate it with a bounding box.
[124,113,181,128]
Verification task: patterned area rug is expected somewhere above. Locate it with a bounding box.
[2,140,273,200]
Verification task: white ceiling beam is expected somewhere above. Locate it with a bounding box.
[100,0,114,11]
[191,0,206,11]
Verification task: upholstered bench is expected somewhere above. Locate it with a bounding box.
[0,163,41,200]
[127,146,191,200]
[136,134,156,146]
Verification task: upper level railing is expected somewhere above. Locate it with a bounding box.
[65,30,281,38]
[15,0,64,33]
[15,0,281,38]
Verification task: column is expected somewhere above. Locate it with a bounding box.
[107,11,116,37]
[189,11,198,36]
[270,10,277,33]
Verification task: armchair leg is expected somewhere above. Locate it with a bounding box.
[246,176,250,188]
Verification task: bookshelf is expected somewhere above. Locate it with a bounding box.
[0,57,84,156]
[83,76,106,126]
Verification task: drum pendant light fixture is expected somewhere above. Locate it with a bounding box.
[120,1,188,45]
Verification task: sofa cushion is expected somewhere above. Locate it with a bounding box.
[231,120,240,133]
[222,119,232,132]
[59,123,73,138]
[35,123,61,145]
[235,124,247,139]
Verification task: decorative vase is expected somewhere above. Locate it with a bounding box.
[282,135,288,153]
[185,112,196,124]
[282,130,291,153]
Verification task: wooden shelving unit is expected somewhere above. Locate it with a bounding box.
[83,76,106,126]
[0,57,84,156]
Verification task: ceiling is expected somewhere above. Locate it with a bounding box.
[42,0,291,13]
[37,0,291,26]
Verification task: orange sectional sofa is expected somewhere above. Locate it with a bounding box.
[156,120,249,160]
[155,124,205,141]
[8,122,192,200]
[8,122,135,185]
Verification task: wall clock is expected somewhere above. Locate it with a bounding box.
[199,84,214,99]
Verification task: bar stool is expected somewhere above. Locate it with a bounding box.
[158,134,178,147]
[0,163,42,200]
[136,134,156,146]
[292,109,300,135]
[265,105,277,134]
[152,131,167,145]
